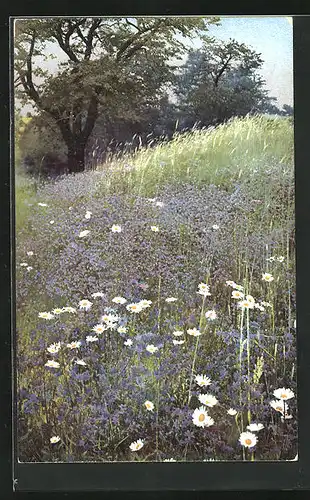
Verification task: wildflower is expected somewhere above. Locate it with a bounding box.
[195,374,211,387]
[91,292,104,298]
[20,262,28,267]
[262,273,274,282]
[118,326,128,334]
[69,206,73,211]
[226,280,236,287]
[50,436,61,444]
[151,226,159,232]
[67,341,82,349]
[139,299,152,309]
[267,256,275,262]
[270,399,286,413]
[155,201,164,207]
[172,330,183,337]
[238,299,255,310]
[144,401,154,412]
[198,393,218,407]
[165,297,178,303]
[163,458,176,462]
[261,301,272,308]
[146,344,158,354]
[38,312,54,320]
[239,432,257,448]
[26,251,34,256]
[277,256,285,262]
[212,224,219,230]
[247,423,264,432]
[246,295,255,304]
[197,283,211,297]
[227,408,237,416]
[85,211,92,219]
[205,310,217,320]
[27,266,33,272]
[111,224,122,233]
[86,335,98,343]
[187,328,201,337]
[124,339,133,346]
[52,308,63,315]
[192,407,214,428]
[112,296,127,304]
[47,342,61,354]
[62,306,77,314]
[45,360,60,369]
[254,303,265,312]
[232,290,244,299]
[38,202,48,207]
[173,339,185,345]
[126,303,143,314]
[78,299,92,311]
[50,220,55,225]
[92,324,106,334]
[129,440,144,451]
[101,313,118,323]
[273,388,295,401]
[78,230,90,238]
[75,359,87,366]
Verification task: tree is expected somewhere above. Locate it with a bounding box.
[14,17,219,173]
[175,38,274,128]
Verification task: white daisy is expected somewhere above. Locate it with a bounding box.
[38,312,54,320]
[232,290,244,299]
[38,202,48,207]
[227,408,237,416]
[205,310,217,320]
[195,374,211,387]
[112,296,127,304]
[78,230,90,238]
[144,401,154,411]
[27,266,33,271]
[49,220,55,225]
[78,299,92,311]
[75,359,87,366]
[277,256,285,262]
[192,407,214,428]
[262,272,274,283]
[62,306,77,314]
[146,344,158,354]
[247,423,264,432]
[47,342,61,354]
[129,439,144,451]
[67,341,82,349]
[45,360,60,369]
[124,339,133,346]
[111,224,122,233]
[118,326,128,334]
[151,226,159,232]
[52,308,63,315]
[239,431,257,448]
[270,399,286,414]
[254,303,265,312]
[198,393,218,407]
[238,299,255,310]
[138,299,152,309]
[50,435,61,444]
[165,297,178,303]
[26,251,34,256]
[187,328,201,337]
[126,303,143,314]
[226,280,236,287]
[85,211,92,219]
[173,339,185,345]
[172,330,184,337]
[273,388,295,401]
[86,335,98,343]
[92,323,106,334]
[91,292,104,298]
[197,283,211,297]
[212,224,219,230]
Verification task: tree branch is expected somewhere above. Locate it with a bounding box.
[53,22,81,63]
[213,54,233,88]
[116,19,164,62]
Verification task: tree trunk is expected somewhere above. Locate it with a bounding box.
[67,144,86,173]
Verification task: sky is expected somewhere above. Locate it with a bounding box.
[17,16,293,113]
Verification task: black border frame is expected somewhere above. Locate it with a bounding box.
[2,3,310,494]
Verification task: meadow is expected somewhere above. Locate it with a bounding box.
[15,115,297,462]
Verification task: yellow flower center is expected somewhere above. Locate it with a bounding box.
[245,439,252,446]
[199,414,205,422]
[281,394,287,399]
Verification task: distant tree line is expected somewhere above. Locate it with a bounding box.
[14,18,293,178]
